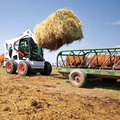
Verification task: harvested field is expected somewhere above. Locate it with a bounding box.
[0,66,120,120]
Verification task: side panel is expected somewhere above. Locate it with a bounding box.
[57,67,120,78]
[28,60,45,69]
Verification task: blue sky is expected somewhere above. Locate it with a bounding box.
[0,0,120,63]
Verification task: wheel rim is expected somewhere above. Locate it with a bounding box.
[72,73,81,83]
[18,64,26,74]
[6,62,11,72]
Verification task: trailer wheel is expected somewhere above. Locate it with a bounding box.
[5,60,17,74]
[69,69,86,88]
[40,61,52,75]
[18,61,31,76]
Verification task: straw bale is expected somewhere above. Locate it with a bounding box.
[34,8,83,50]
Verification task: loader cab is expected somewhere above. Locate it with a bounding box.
[14,37,44,61]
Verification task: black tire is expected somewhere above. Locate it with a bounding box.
[31,70,37,75]
[5,60,17,74]
[102,78,117,83]
[40,61,52,75]
[69,69,86,88]
[17,61,31,76]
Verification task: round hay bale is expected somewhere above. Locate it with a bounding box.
[0,53,4,65]
[34,8,83,50]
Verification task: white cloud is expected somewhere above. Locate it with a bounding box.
[110,20,120,25]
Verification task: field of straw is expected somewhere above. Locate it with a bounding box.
[0,66,120,120]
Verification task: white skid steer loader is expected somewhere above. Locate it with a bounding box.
[4,30,52,76]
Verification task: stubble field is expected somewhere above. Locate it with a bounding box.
[0,66,120,120]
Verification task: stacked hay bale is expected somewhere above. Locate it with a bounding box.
[34,8,83,50]
[0,53,4,66]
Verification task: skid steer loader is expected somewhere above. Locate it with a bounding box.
[4,30,52,76]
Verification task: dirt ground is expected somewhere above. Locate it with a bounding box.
[0,67,120,120]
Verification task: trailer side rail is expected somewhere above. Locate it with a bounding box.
[57,47,120,70]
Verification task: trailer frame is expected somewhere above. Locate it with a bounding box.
[56,47,120,87]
